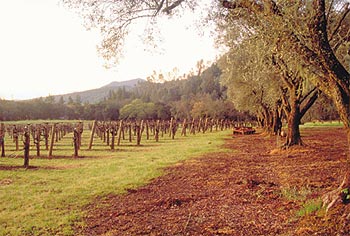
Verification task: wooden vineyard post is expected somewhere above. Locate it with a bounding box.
[110,126,116,150]
[171,120,177,139]
[128,123,132,143]
[190,118,196,135]
[58,125,62,141]
[197,118,202,133]
[73,128,79,157]
[181,119,187,136]
[13,125,19,151]
[146,120,150,140]
[55,125,59,142]
[35,125,41,157]
[0,123,5,157]
[44,123,49,150]
[88,120,97,150]
[48,123,56,158]
[136,120,143,146]
[203,118,208,133]
[77,122,83,149]
[117,120,123,146]
[133,122,137,136]
[102,123,106,143]
[23,127,30,168]
[169,117,173,137]
[155,120,160,142]
[106,126,110,146]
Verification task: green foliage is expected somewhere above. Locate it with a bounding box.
[341,188,350,204]
[297,199,323,217]
[119,99,157,119]
[302,121,343,128]
[219,35,282,113]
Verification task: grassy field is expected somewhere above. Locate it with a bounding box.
[0,122,230,236]
[302,120,343,127]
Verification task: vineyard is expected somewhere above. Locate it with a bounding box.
[0,118,237,162]
[0,119,234,235]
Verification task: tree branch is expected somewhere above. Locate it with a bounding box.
[162,0,185,14]
[329,3,350,42]
[280,87,291,115]
[221,0,263,13]
[326,0,335,23]
[300,89,320,118]
[154,0,165,16]
[332,27,350,52]
[262,0,282,16]
[300,86,317,104]
[311,0,350,91]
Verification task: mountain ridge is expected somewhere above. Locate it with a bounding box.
[48,78,144,104]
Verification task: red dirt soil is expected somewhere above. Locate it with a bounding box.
[75,127,350,235]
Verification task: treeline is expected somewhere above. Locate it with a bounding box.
[0,64,250,121]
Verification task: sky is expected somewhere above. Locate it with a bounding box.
[0,0,220,100]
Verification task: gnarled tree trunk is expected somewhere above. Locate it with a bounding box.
[286,100,302,146]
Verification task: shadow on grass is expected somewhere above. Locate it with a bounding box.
[0,165,60,171]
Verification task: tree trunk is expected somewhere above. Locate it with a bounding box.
[273,105,282,135]
[286,102,302,146]
[261,105,274,134]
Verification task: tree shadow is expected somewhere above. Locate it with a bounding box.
[0,165,59,171]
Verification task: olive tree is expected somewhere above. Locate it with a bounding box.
[221,0,350,210]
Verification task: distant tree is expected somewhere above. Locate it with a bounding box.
[44,95,55,104]
[120,99,157,120]
[199,63,223,99]
[74,95,82,105]
[154,102,171,120]
[58,96,65,105]
[103,102,120,120]
[67,96,74,105]
[171,98,194,120]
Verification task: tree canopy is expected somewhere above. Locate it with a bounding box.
[62,0,202,65]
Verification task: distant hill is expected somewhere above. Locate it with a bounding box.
[51,78,144,104]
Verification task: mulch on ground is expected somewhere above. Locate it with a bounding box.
[76,127,350,235]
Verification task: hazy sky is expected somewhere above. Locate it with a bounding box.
[0,0,220,100]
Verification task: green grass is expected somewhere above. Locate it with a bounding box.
[280,185,312,201]
[302,120,344,128]
[297,199,323,217]
[0,125,230,236]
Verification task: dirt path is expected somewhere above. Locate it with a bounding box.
[76,127,350,235]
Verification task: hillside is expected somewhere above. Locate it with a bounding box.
[52,78,144,103]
